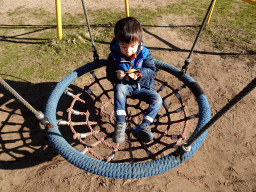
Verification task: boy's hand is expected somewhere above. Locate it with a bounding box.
[117,70,126,80]
[128,72,142,80]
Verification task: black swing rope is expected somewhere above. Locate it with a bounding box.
[181,0,216,73]
[0,77,51,127]
[176,76,256,156]
[81,0,99,63]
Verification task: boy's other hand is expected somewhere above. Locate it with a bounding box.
[128,72,141,80]
[117,70,126,79]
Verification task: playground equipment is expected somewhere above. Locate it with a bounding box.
[44,61,256,178]
[45,58,211,178]
[1,0,255,179]
[44,0,256,178]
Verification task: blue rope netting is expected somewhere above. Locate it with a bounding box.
[44,59,211,179]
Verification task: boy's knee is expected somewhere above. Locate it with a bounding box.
[149,94,162,108]
[156,95,163,106]
[115,84,127,93]
[154,93,162,103]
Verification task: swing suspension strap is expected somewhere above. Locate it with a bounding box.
[81,0,99,63]
[0,77,52,127]
[182,0,217,73]
[176,76,256,155]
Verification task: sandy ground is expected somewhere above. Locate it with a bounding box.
[1,0,256,192]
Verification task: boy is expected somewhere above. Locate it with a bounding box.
[106,17,162,143]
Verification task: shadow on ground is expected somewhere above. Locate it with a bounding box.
[0,79,89,170]
[0,24,243,56]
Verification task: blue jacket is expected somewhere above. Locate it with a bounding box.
[106,38,157,90]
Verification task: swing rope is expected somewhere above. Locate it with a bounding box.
[0,77,51,127]
[81,0,99,63]
[176,76,256,156]
[182,0,216,73]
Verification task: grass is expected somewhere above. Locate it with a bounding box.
[204,0,256,50]
[0,1,255,83]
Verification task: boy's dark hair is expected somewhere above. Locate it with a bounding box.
[114,17,142,44]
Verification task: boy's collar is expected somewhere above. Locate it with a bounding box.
[120,53,137,63]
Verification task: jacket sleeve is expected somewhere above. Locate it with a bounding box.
[138,51,156,81]
[106,54,121,84]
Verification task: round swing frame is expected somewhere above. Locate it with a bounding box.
[44,59,211,179]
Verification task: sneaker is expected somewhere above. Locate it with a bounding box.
[113,122,126,143]
[131,123,153,143]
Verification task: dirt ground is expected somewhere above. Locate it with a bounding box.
[1,0,256,192]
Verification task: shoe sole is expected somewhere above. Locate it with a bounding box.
[131,129,153,143]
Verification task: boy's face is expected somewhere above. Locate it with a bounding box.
[118,41,139,58]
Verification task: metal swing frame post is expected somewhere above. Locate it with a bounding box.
[55,0,63,40]
[125,0,129,17]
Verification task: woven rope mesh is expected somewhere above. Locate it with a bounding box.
[56,66,199,163]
